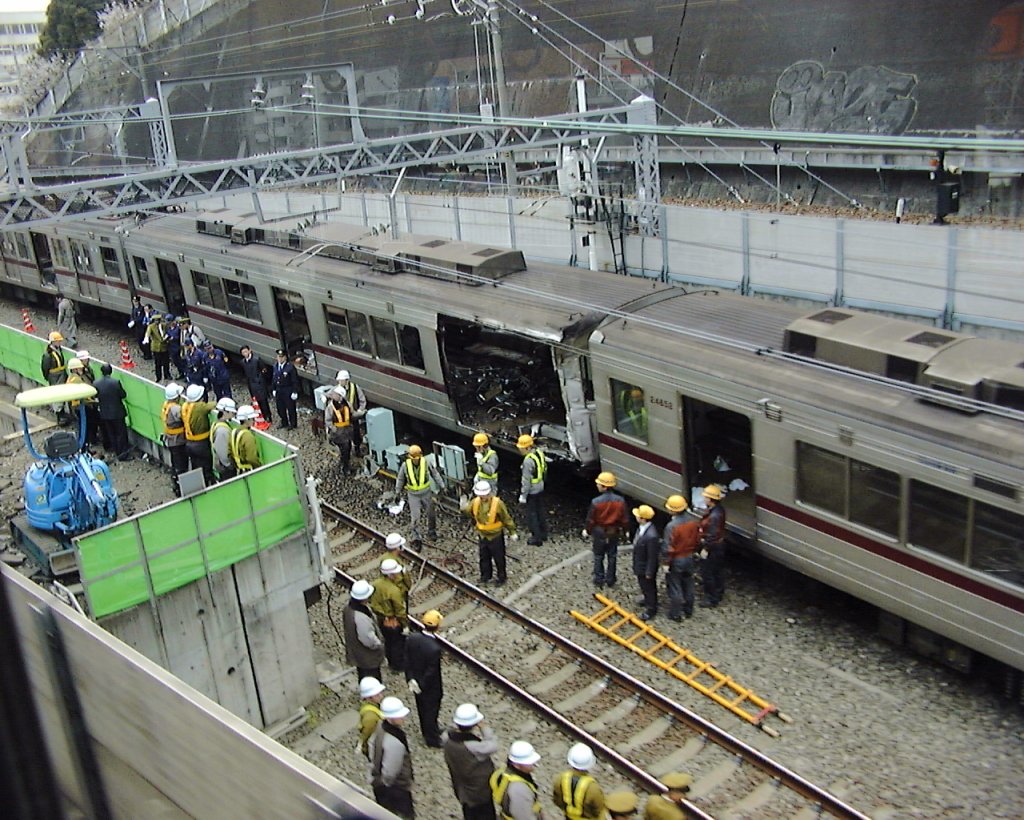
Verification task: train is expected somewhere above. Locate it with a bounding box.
[1,205,1022,676]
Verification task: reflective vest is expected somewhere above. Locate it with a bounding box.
[46,348,65,374]
[490,768,540,820]
[182,402,210,441]
[229,427,257,471]
[210,419,232,458]
[526,450,546,484]
[559,772,595,820]
[330,402,351,427]
[404,457,429,490]
[161,401,184,435]
[343,382,360,407]
[476,448,498,480]
[471,496,503,534]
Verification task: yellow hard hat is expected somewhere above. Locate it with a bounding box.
[595,471,616,488]
[632,504,655,521]
[408,444,422,457]
[422,609,443,627]
[660,772,693,792]
[473,432,489,447]
[48,331,64,342]
[630,388,644,399]
[702,484,725,501]
[666,494,688,513]
[605,790,639,815]
[516,433,534,449]
[67,358,83,370]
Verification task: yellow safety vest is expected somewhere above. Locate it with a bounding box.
[229,427,257,471]
[161,401,184,435]
[404,457,429,490]
[527,450,546,484]
[181,402,211,441]
[330,403,351,427]
[471,496,503,534]
[46,349,65,374]
[490,768,540,820]
[476,448,498,480]
[559,772,595,820]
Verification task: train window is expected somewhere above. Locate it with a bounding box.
[611,379,648,442]
[132,256,151,290]
[347,311,373,354]
[398,324,424,369]
[14,233,31,259]
[100,246,121,278]
[970,502,1024,587]
[52,239,70,270]
[192,270,227,311]
[848,460,899,536]
[325,306,351,348]
[796,442,846,517]
[70,240,93,273]
[908,481,967,562]
[372,317,400,364]
[225,279,262,322]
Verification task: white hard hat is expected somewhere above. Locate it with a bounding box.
[164,382,183,400]
[359,676,385,699]
[473,480,492,497]
[453,703,484,727]
[336,369,350,381]
[215,397,237,413]
[235,405,257,422]
[75,350,90,359]
[350,579,373,601]
[380,558,402,575]
[385,532,406,550]
[380,696,410,720]
[567,742,595,770]
[508,740,540,766]
[185,383,204,402]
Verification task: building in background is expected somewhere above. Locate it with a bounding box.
[0,1,48,97]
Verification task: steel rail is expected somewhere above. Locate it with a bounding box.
[321,502,870,820]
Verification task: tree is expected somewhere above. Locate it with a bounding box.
[38,0,113,58]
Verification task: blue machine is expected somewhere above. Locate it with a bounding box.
[17,385,119,541]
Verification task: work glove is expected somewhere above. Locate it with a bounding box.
[271,390,277,398]
[408,679,422,695]
[290,393,298,401]
[474,452,484,463]
[581,529,589,539]
[518,494,527,504]
[699,549,709,560]
[510,533,519,542]
[127,320,135,329]
[458,494,468,507]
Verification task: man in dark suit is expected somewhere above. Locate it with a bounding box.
[631,504,661,621]
[239,345,272,424]
[270,348,298,429]
[93,363,133,460]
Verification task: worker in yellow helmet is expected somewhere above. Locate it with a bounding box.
[394,443,444,548]
[405,609,444,748]
[516,433,548,546]
[583,471,629,589]
[631,505,661,621]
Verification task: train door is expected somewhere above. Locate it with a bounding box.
[69,238,99,300]
[156,258,186,316]
[29,232,56,287]
[272,287,318,375]
[681,397,755,537]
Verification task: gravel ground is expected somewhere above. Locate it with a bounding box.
[2,298,1022,819]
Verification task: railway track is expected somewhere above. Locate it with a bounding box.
[322,502,870,820]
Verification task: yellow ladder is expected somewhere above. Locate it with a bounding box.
[571,594,792,736]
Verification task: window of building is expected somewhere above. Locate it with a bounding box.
[372,316,400,364]
[224,278,262,322]
[325,305,351,348]
[192,270,226,311]
[132,256,151,290]
[908,480,968,562]
[971,502,1024,587]
[610,378,648,441]
[99,246,120,278]
[69,240,93,273]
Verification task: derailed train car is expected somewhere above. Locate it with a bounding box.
[1,209,1022,674]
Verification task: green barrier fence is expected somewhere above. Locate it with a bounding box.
[0,323,308,619]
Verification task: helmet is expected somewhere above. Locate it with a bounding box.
[380,558,402,575]
[165,313,175,321]
[48,331,64,342]
[508,740,540,766]
[702,484,725,501]
[380,696,410,720]
[66,357,83,370]
[216,397,237,413]
[385,532,406,551]
[336,369,350,381]
[472,432,489,447]
[605,791,639,815]
[516,433,534,449]
[177,316,188,324]
[632,504,655,521]
[407,444,422,457]
[164,383,183,400]
[359,676,385,699]
[660,772,693,792]
[595,471,616,488]
[567,742,595,770]
[453,703,484,727]
[350,579,374,601]
[235,405,257,422]
[630,388,644,399]
[421,609,443,628]
[75,350,90,360]
[473,480,492,497]
[185,384,204,402]
[666,494,688,513]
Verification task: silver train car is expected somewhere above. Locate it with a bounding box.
[2,209,1022,673]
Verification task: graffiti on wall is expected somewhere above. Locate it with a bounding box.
[770,60,918,134]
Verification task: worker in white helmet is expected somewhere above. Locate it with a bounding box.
[553,743,606,819]
[161,383,188,493]
[335,369,368,449]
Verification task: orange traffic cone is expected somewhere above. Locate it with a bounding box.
[119,339,136,369]
[21,308,35,333]
[251,396,271,430]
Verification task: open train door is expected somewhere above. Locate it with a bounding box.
[682,397,755,538]
[272,287,318,376]
[29,232,56,288]
[156,258,187,316]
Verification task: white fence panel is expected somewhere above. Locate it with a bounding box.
[665,207,745,286]
[747,212,836,298]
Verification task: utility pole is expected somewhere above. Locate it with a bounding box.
[485,2,517,197]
